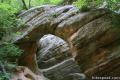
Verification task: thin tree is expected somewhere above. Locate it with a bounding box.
[22,0,28,10]
[29,0,31,9]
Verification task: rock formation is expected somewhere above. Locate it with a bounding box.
[13,5,120,80]
[41,58,85,80]
[37,34,70,69]
[10,66,47,80]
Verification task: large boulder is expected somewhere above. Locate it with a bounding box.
[37,34,70,69]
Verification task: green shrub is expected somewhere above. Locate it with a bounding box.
[30,0,63,6]
[0,72,10,80]
[74,0,120,12]
[73,0,89,9]
[0,3,22,39]
[50,0,63,5]
[0,43,23,61]
[0,42,22,79]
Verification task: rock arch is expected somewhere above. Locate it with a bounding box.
[13,5,120,78]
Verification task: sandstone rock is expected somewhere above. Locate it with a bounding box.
[37,34,70,69]
[84,40,120,78]
[69,14,112,57]
[13,5,109,43]
[69,13,120,77]
[55,9,109,40]
[14,5,79,73]
[63,73,86,80]
[18,42,39,73]
[13,4,120,79]
[41,58,82,80]
[13,5,76,43]
[10,66,47,80]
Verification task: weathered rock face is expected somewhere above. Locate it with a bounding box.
[37,34,70,69]
[69,14,120,78]
[14,5,109,43]
[18,42,39,73]
[42,58,85,80]
[10,66,47,80]
[63,73,86,80]
[14,4,120,80]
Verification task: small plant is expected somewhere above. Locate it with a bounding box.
[73,0,91,12]
[51,12,59,18]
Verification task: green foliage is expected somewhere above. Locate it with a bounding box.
[0,3,23,62]
[0,72,10,80]
[0,61,18,80]
[10,0,23,11]
[0,73,6,80]
[0,0,63,10]
[111,12,120,27]
[74,0,120,11]
[73,0,95,11]
[0,43,23,61]
[0,4,16,30]
[0,43,22,80]
[0,0,22,11]
[0,3,17,13]
[0,4,23,80]
[73,0,89,9]
[51,12,59,18]
[105,0,120,11]
[50,0,63,5]
[0,3,22,39]
[29,0,63,6]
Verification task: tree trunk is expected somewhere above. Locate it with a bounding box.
[29,0,31,9]
[22,0,28,10]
